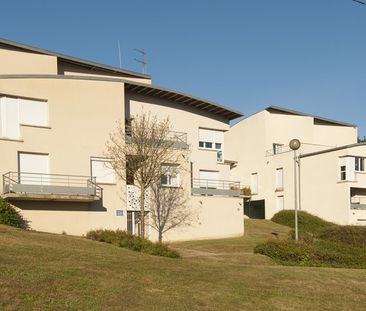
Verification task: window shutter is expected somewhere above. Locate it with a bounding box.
[251,173,258,194]
[19,98,48,126]
[276,168,284,190]
[214,131,224,144]
[199,129,215,142]
[0,97,20,139]
[91,158,115,184]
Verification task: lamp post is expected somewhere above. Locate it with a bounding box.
[289,139,301,241]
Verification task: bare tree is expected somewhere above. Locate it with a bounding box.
[106,112,187,238]
[150,183,192,242]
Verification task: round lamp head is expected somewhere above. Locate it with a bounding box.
[289,139,301,150]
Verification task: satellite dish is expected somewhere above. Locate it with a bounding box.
[289,139,301,150]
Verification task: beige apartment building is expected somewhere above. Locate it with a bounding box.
[226,106,366,225]
[0,38,244,240]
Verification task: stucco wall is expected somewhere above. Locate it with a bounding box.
[0,77,126,235]
[301,145,366,225]
[0,47,57,75]
[126,92,233,181]
[149,196,244,242]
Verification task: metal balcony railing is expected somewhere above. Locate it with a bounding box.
[2,172,102,201]
[125,130,188,149]
[191,178,241,197]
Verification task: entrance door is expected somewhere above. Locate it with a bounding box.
[18,152,49,185]
[244,199,265,219]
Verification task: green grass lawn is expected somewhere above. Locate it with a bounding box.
[1,220,366,311]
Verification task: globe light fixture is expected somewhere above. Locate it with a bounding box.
[289,138,301,241]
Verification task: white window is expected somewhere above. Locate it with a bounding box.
[19,98,48,127]
[0,96,49,139]
[199,170,219,188]
[273,143,283,155]
[251,173,258,194]
[355,157,364,172]
[199,129,224,149]
[276,196,284,211]
[161,165,180,187]
[0,97,20,139]
[276,168,284,191]
[91,157,115,184]
[340,165,346,181]
[18,152,49,185]
[339,157,355,182]
[217,151,223,163]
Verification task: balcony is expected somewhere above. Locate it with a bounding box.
[2,172,102,202]
[191,179,241,197]
[125,130,188,150]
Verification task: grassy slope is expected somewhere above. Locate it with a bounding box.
[1,221,366,311]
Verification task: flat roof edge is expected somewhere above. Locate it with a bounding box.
[300,142,366,158]
[0,37,151,79]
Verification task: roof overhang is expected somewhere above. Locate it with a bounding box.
[125,82,243,121]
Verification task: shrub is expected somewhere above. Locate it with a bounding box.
[255,239,366,269]
[271,210,334,235]
[241,187,251,196]
[316,225,366,247]
[0,198,26,228]
[86,229,180,258]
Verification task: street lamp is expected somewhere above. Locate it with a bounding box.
[289,139,301,241]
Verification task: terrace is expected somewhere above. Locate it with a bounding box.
[2,172,102,202]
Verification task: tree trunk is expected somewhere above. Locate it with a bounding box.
[158,231,162,243]
[140,186,145,238]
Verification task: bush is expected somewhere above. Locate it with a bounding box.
[86,229,180,258]
[255,239,366,269]
[256,212,366,269]
[271,210,334,235]
[0,198,26,228]
[316,225,366,247]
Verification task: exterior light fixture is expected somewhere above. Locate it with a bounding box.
[289,139,301,241]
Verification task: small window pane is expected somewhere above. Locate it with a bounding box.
[205,142,213,149]
[199,141,204,148]
[215,143,222,150]
[340,166,346,181]
[217,151,223,162]
[355,157,364,172]
[161,165,180,187]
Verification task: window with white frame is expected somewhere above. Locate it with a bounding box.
[275,168,284,191]
[199,128,224,150]
[161,165,180,187]
[198,128,224,162]
[91,157,115,184]
[276,196,284,211]
[273,143,283,155]
[199,170,219,188]
[19,98,48,127]
[0,96,49,139]
[355,157,364,172]
[251,173,258,194]
[340,165,346,181]
[0,97,20,139]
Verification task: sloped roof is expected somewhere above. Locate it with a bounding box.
[125,81,244,121]
[0,37,150,79]
[266,105,356,127]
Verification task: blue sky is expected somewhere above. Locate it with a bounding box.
[1,0,365,136]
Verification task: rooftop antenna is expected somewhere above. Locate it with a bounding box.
[117,40,122,69]
[352,0,366,5]
[134,48,147,74]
